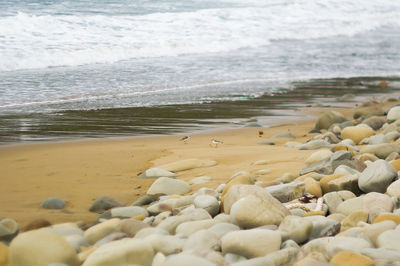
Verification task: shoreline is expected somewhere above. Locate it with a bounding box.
[0,96,396,228]
[1,76,399,145]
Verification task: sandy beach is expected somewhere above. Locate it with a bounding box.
[0,113,320,228]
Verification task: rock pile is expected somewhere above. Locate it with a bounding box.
[4,104,400,266]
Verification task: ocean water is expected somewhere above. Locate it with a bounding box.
[0,0,400,142]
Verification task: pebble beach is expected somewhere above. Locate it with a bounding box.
[2,96,400,265]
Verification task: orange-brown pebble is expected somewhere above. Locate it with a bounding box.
[303,211,325,217]
[330,251,375,266]
[320,174,346,194]
[373,214,400,225]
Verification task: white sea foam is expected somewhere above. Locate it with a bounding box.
[1,0,400,71]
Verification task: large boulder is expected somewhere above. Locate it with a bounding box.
[223,185,290,228]
[9,229,79,266]
[358,159,397,193]
[315,111,347,130]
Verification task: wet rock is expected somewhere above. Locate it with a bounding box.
[82,238,154,266]
[341,126,375,145]
[40,197,65,209]
[221,229,281,258]
[315,111,347,130]
[147,177,191,196]
[353,106,384,119]
[362,116,385,130]
[9,229,79,266]
[139,167,176,179]
[89,196,124,214]
[358,159,397,193]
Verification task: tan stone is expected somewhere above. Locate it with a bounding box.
[320,174,346,194]
[0,242,8,266]
[303,211,325,217]
[341,126,375,145]
[304,177,322,197]
[333,145,356,156]
[330,251,374,266]
[341,211,369,231]
[221,175,256,196]
[391,159,400,171]
[373,214,400,225]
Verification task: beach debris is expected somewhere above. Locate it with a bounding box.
[258,130,264,137]
[210,139,223,148]
[179,135,190,144]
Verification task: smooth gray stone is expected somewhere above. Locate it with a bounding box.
[315,111,347,130]
[300,151,365,175]
[358,159,397,193]
[362,116,385,130]
[265,181,305,203]
[194,195,220,217]
[40,197,65,209]
[303,216,340,240]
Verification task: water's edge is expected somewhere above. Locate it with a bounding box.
[1,76,399,145]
